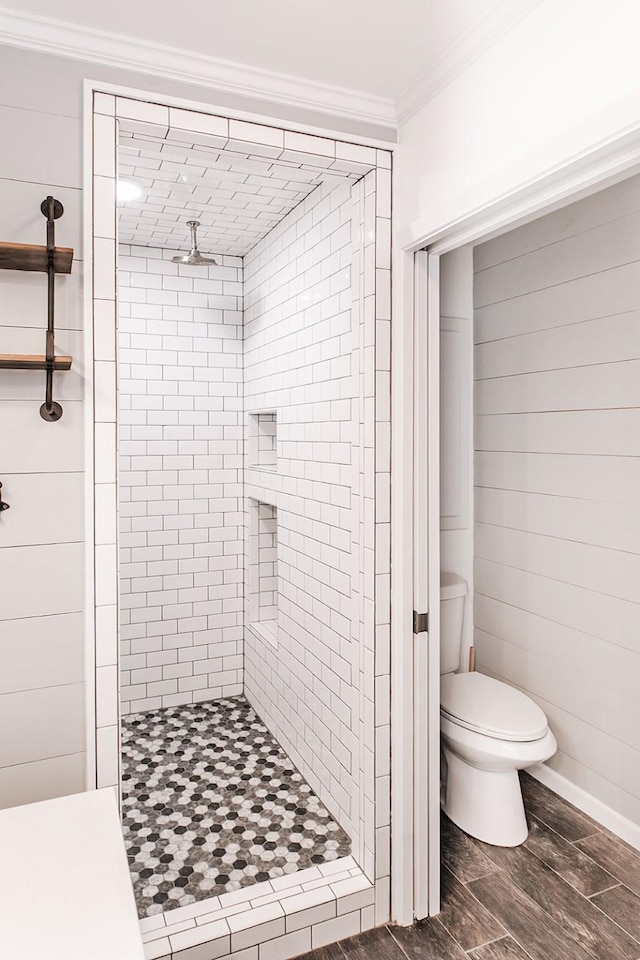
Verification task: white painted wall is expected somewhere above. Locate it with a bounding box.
[473,171,640,826]
[117,243,244,715]
[0,72,85,806]
[395,0,640,240]
[439,247,474,666]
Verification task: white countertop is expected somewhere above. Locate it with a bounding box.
[0,788,144,960]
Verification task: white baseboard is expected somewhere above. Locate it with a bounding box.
[527,762,640,852]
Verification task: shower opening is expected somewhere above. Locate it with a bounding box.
[106,101,391,932]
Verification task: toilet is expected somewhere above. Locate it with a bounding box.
[440,572,557,846]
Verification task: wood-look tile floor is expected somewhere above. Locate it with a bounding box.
[299,772,640,960]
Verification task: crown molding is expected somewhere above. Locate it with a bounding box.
[396,0,544,125]
[0,7,397,128]
[0,3,544,131]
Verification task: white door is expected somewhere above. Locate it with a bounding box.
[412,249,441,918]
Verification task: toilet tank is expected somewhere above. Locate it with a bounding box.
[440,572,468,674]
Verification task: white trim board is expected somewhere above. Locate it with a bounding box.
[528,763,640,852]
[400,122,640,255]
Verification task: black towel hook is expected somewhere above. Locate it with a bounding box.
[0,482,9,512]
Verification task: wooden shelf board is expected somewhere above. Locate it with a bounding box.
[0,242,74,274]
[0,354,73,371]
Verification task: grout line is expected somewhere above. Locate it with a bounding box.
[571,830,605,843]
[467,933,514,952]
[587,882,622,898]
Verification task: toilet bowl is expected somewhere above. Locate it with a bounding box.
[440,671,557,845]
[439,573,557,846]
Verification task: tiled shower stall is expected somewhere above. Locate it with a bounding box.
[88,93,392,958]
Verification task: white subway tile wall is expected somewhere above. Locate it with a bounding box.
[117,243,244,714]
[243,180,359,843]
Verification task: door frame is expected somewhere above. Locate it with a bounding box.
[82,77,395,917]
[390,120,640,924]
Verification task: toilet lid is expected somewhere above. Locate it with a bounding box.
[441,672,548,741]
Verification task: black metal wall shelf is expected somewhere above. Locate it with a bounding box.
[0,197,74,421]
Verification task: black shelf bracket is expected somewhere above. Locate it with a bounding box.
[40,196,65,422]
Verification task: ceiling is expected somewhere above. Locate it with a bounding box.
[0,1,537,123]
[118,119,367,256]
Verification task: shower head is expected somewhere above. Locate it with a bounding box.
[172,221,218,266]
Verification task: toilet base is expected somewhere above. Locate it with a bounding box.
[442,746,528,846]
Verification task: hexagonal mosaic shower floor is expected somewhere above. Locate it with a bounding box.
[121,696,351,917]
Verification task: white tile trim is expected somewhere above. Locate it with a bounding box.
[139,859,375,960]
[84,80,396,149]
[83,80,97,791]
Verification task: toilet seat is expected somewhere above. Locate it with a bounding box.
[441,672,548,742]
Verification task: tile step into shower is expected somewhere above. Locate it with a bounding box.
[122,697,374,960]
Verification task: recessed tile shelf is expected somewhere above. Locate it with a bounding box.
[249,500,278,647]
[249,411,277,472]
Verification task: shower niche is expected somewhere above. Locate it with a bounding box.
[248,411,277,472]
[248,498,279,647]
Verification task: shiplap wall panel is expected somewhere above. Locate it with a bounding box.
[0,543,84,622]
[0,402,83,473]
[0,96,86,808]
[475,522,640,620]
[475,557,640,655]
[474,172,640,825]
[477,409,640,457]
[475,310,640,379]
[0,474,84,548]
[474,629,640,751]
[476,632,640,798]
[475,359,640,415]
[475,260,640,344]
[474,210,640,307]
[474,174,640,272]
[0,684,85,768]
[474,594,640,704]
[476,487,640,555]
[475,450,640,503]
